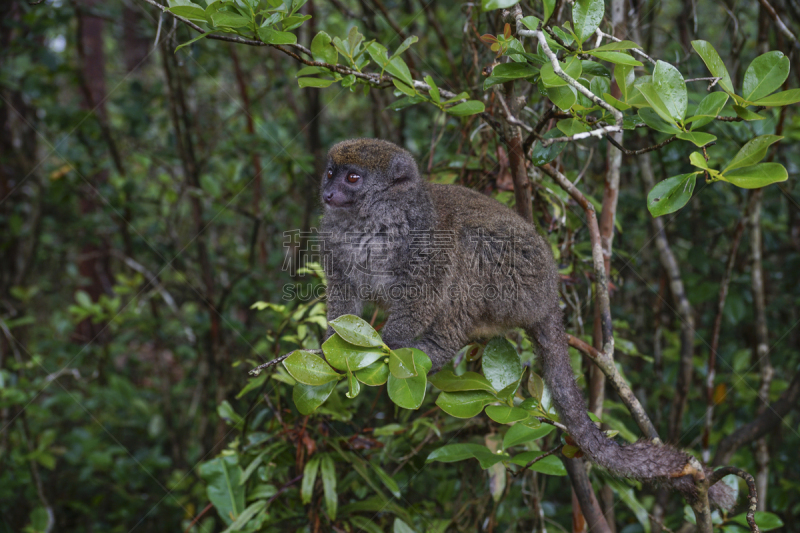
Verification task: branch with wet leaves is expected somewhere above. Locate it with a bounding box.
[137,0,461,101]
[513,8,623,141]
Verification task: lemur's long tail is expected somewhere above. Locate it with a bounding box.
[526,317,734,510]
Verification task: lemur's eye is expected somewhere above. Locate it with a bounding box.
[326,169,333,179]
[346,172,361,183]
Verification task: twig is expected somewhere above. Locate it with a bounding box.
[758,0,798,45]
[183,502,213,533]
[249,349,321,375]
[709,467,760,533]
[512,445,563,476]
[542,125,622,146]
[606,134,677,155]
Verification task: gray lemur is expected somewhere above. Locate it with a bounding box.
[319,138,731,508]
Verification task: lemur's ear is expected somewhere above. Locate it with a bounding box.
[388,153,420,187]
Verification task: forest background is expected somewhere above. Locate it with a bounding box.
[1,0,799,532]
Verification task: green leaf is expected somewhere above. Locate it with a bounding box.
[485,405,530,424]
[546,84,577,111]
[603,93,631,111]
[322,334,384,372]
[283,350,341,385]
[387,349,430,409]
[588,51,642,66]
[484,63,539,90]
[210,11,251,29]
[426,443,508,469]
[676,131,716,147]
[445,100,485,116]
[723,135,783,172]
[258,27,298,45]
[320,455,338,520]
[175,31,215,52]
[387,95,426,111]
[429,370,495,392]
[481,0,520,10]
[732,105,766,121]
[198,456,245,525]
[753,88,800,106]
[689,151,713,171]
[614,63,635,101]
[691,40,734,94]
[293,381,337,415]
[653,60,687,121]
[391,35,419,59]
[742,51,789,102]
[297,77,334,88]
[167,0,207,22]
[424,75,440,103]
[372,463,401,498]
[730,512,783,531]
[282,14,311,31]
[556,118,590,136]
[482,337,522,392]
[346,370,361,398]
[689,91,729,130]
[301,456,320,504]
[354,360,390,386]
[637,84,680,126]
[509,451,567,475]
[638,107,680,134]
[310,31,337,64]
[591,40,641,52]
[530,127,567,165]
[581,60,611,78]
[221,500,267,533]
[393,518,417,533]
[502,423,555,449]
[604,477,651,533]
[329,315,383,347]
[719,163,788,189]
[436,390,498,418]
[527,371,545,401]
[647,173,699,217]
[389,347,418,378]
[393,78,417,96]
[540,57,582,88]
[572,0,604,44]
[543,0,556,22]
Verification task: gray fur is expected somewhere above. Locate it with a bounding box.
[319,138,732,509]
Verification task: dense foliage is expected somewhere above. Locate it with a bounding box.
[1,0,799,532]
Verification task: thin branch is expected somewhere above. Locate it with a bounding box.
[566,334,660,441]
[606,134,677,155]
[512,445,563,476]
[709,467,760,533]
[542,124,622,146]
[758,0,798,45]
[249,349,321,375]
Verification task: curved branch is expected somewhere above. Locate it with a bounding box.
[709,467,760,533]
